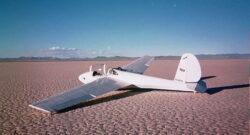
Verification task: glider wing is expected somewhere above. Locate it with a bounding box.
[29,77,129,113]
[122,56,154,74]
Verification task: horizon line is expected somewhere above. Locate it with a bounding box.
[0,53,249,59]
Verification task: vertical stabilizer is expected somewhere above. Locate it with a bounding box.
[174,53,201,83]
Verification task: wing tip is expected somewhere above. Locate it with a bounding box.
[29,104,53,113]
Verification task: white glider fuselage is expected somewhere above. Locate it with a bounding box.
[79,69,195,92]
[110,69,195,92]
[78,53,206,93]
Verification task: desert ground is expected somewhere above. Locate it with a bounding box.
[0,59,249,135]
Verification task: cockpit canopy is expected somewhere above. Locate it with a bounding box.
[89,64,127,76]
[90,64,106,76]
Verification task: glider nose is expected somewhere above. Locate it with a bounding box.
[79,73,89,84]
[79,72,103,84]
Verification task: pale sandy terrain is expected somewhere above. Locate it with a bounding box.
[0,59,249,135]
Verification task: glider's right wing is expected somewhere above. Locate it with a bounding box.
[122,55,154,74]
[29,77,129,113]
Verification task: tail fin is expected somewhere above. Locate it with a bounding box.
[174,53,201,83]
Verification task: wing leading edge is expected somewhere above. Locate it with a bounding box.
[122,56,154,74]
[29,77,129,113]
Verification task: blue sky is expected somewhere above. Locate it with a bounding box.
[0,0,249,58]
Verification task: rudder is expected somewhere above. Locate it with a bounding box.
[174,53,201,83]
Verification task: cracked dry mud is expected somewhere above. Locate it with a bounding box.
[0,59,249,134]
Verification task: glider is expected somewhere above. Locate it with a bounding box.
[29,53,207,113]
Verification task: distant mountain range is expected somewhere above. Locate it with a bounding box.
[0,54,249,62]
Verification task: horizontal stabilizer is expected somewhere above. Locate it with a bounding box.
[29,77,129,113]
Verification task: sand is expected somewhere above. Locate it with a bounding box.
[0,59,249,134]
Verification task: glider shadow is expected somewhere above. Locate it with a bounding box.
[201,76,216,80]
[200,75,249,94]
[206,84,249,95]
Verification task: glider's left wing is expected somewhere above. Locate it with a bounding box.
[29,77,129,113]
[122,55,154,74]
